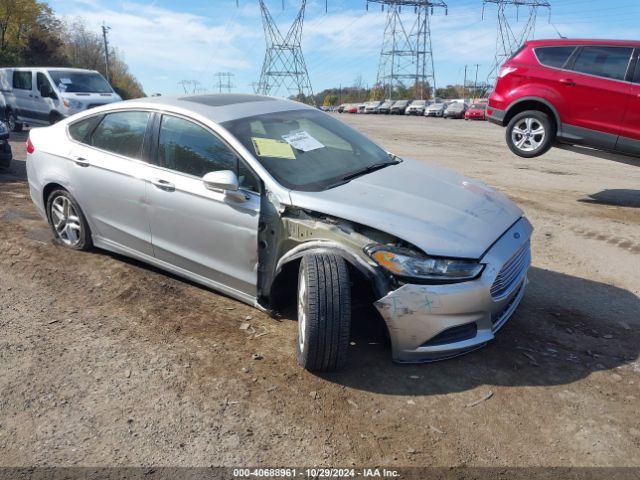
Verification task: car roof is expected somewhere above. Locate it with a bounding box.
[526,38,640,48]
[115,93,315,124]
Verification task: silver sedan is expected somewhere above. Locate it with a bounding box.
[26,94,532,371]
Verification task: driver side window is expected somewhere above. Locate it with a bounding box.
[158,115,260,192]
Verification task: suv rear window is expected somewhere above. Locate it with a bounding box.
[534,46,575,68]
[571,46,633,81]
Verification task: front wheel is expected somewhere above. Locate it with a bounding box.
[6,110,22,132]
[506,110,555,158]
[296,254,351,372]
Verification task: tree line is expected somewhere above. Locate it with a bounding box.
[0,0,144,99]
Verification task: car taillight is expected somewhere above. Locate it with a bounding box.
[498,66,518,78]
[26,137,35,154]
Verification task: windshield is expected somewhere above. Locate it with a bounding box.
[413,100,426,106]
[222,109,394,191]
[431,103,444,108]
[470,103,486,109]
[48,70,113,94]
[449,103,463,110]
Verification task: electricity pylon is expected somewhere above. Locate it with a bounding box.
[367,0,447,100]
[483,0,551,85]
[257,0,315,103]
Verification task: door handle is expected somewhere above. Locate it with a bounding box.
[151,179,175,192]
[73,157,90,167]
[559,78,575,86]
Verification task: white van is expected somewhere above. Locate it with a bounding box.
[0,67,122,131]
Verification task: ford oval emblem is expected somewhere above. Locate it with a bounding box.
[514,232,521,239]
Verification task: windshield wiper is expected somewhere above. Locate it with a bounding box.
[341,159,400,182]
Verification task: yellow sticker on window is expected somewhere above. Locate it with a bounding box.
[251,137,296,160]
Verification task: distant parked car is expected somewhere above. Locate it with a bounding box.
[0,67,122,131]
[377,100,394,114]
[357,103,366,113]
[405,100,427,115]
[0,120,11,169]
[364,101,382,114]
[487,38,640,158]
[465,103,487,121]
[425,102,446,117]
[346,104,358,114]
[390,100,411,115]
[337,104,347,113]
[444,102,467,119]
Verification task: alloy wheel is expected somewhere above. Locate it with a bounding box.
[511,117,546,152]
[50,195,83,247]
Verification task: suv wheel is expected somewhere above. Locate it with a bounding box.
[296,254,351,372]
[506,110,555,158]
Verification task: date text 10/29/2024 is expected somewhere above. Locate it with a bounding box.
[233,468,400,478]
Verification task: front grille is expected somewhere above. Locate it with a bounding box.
[491,282,523,326]
[490,241,531,299]
[421,322,478,347]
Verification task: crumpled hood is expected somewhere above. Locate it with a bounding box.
[287,158,523,259]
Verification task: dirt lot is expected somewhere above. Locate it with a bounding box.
[1,115,639,468]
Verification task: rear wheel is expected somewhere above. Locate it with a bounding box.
[296,254,351,372]
[506,110,555,158]
[46,190,92,250]
[6,110,22,132]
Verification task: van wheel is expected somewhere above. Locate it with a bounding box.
[296,254,351,372]
[46,190,92,250]
[49,112,62,125]
[6,111,22,132]
[506,110,555,158]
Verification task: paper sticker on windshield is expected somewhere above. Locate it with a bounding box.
[281,131,324,152]
[59,78,72,84]
[252,137,295,160]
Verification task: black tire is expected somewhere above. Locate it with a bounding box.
[296,254,351,372]
[6,110,22,132]
[46,189,93,251]
[506,110,555,158]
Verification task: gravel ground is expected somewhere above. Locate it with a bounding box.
[0,115,639,467]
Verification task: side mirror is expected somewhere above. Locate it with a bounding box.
[203,170,247,202]
[203,170,239,191]
[40,84,54,99]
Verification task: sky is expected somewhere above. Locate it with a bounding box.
[49,0,640,97]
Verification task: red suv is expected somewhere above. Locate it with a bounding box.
[487,39,640,158]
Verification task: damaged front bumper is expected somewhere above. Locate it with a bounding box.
[374,217,533,363]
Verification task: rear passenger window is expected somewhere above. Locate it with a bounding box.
[571,46,633,81]
[68,116,100,143]
[12,71,32,90]
[91,111,149,160]
[535,46,575,68]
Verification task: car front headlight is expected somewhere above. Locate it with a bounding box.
[0,121,8,135]
[366,245,484,282]
[63,99,84,111]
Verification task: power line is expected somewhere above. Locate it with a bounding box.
[215,72,235,93]
[482,0,551,85]
[255,0,315,103]
[367,0,448,100]
[101,23,111,83]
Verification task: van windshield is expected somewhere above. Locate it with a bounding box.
[48,71,113,94]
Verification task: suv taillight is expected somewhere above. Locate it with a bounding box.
[26,136,35,154]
